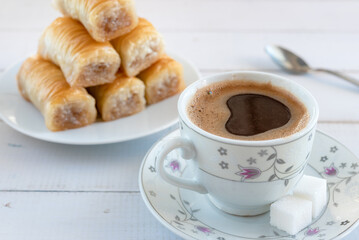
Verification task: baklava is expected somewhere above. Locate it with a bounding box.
[111,18,165,77]
[38,17,121,87]
[17,55,97,131]
[138,56,185,104]
[53,0,138,42]
[88,73,146,121]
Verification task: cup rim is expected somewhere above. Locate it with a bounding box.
[178,71,319,146]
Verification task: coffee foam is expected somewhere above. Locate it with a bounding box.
[187,80,309,141]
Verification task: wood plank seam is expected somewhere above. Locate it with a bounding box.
[318,120,359,124]
[0,190,141,193]
[1,120,359,124]
[3,28,359,33]
[200,69,359,73]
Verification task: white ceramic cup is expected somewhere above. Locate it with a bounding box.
[156,71,319,216]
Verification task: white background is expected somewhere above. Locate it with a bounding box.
[0,0,358,239]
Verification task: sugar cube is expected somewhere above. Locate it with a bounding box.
[270,195,312,235]
[293,175,327,218]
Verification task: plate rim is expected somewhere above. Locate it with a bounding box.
[138,129,359,240]
[0,50,201,145]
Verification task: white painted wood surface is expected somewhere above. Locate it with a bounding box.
[0,0,359,239]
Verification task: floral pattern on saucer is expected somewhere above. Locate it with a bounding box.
[140,130,359,240]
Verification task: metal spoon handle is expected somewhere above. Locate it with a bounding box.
[313,68,359,87]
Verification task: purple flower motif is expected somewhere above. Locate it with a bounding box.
[324,163,338,176]
[196,226,212,235]
[168,160,180,172]
[305,227,320,236]
[236,166,261,180]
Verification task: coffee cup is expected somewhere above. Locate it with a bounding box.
[156,71,319,216]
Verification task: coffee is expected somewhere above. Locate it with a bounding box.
[225,94,291,136]
[187,80,309,140]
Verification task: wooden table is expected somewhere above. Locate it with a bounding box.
[1,0,358,239]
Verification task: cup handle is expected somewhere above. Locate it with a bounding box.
[156,137,208,194]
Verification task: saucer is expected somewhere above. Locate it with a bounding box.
[139,130,359,240]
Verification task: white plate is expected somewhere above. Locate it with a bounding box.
[139,129,359,240]
[0,52,200,145]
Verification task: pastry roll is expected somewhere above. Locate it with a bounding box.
[138,56,185,104]
[38,17,121,88]
[17,55,97,131]
[111,18,165,77]
[53,0,138,42]
[88,73,146,121]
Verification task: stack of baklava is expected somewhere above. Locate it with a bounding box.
[17,0,185,131]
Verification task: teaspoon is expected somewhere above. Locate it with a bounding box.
[265,45,359,87]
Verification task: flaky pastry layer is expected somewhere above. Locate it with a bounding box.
[17,55,97,131]
[111,18,165,77]
[53,0,138,42]
[88,73,146,121]
[138,56,185,104]
[38,17,121,87]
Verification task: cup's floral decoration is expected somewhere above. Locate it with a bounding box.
[213,131,316,184]
[230,146,308,186]
[235,166,261,180]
